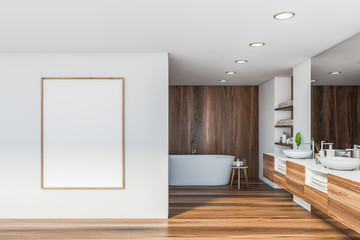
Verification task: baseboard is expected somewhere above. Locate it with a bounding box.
[293,195,311,211]
[259,176,282,189]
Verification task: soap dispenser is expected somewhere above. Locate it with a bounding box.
[354,145,360,159]
[281,132,287,144]
[326,144,335,157]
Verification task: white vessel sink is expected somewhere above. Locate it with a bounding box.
[283,149,313,159]
[319,157,360,170]
[335,149,348,157]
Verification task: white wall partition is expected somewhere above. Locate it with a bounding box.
[259,77,291,189]
[0,53,168,218]
[259,78,275,183]
[293,59,312,147]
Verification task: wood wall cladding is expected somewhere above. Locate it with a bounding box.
[169,86,259,179]
[311,86,360,149]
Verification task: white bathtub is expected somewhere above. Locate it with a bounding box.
[169,155,235,186]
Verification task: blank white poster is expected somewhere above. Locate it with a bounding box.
[42,78,124,189]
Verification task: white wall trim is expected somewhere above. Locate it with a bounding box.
[293,195,311,212]
[259,176,282,189]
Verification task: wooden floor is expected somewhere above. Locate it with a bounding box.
[0,180,356,239]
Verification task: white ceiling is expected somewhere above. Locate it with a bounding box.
[0,0,360,85]
[312,32,360,85]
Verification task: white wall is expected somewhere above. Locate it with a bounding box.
[259,77,291,188]
[0,53,169,218]
[259,79,274,183]
[293,59,311,148]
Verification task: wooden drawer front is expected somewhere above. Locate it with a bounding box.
[328,174,360,209]
[263,154,274,168]
[263,154,274,181]
[304,185,328,213]
[273,171,286,189]
[286,176,304,198]
[328,196,360,233]
[286,161,305,183]
[263,168,273,182]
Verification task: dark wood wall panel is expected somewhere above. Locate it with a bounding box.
[169,86,259,179]
[311,86,360,149]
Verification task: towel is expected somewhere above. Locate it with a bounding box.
[278,100,293,108]
[278,167,286,172]
[310,181,327,191]
[310,174,328,190]
[278,163,286,170]
[276,119,293,126]
[311,178,328,187]
[312,174,328,184]
[311,179,328,188]
[277,164,286,174]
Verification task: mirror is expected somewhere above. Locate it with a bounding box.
[311,32,360,150]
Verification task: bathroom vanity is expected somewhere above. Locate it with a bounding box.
[263,153,360,233]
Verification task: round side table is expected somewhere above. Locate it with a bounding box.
[230,166,249,190]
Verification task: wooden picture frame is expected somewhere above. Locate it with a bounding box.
[41,77,124,189]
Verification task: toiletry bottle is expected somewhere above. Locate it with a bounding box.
[282,132,287,144]
[242,157,247,166]
[353,145,360,159]
[236,158,240,166]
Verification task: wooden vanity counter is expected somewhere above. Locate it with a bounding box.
[263,153,360,234]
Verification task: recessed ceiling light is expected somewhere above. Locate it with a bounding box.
[311,79,317,83]
[250,42,265,47]
[235,60,248,64]
[219,79,228,83]
[329,71,341,75]
[274,12,295,20]
[226,71,236,75]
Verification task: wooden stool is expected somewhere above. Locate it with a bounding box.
[230,166,249,190]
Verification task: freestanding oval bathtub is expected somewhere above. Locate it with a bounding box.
[169,155,235,186]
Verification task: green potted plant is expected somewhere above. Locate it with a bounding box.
[295,132,301,149]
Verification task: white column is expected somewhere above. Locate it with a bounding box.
[293,59,311,149]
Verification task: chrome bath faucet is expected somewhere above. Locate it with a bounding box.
[303,140,315,159]
[191,140,197,155]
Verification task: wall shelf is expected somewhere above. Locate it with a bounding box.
[275,106,293,111]
[275,125,293,128]
[275,142,293,148]
[272,77,294,154]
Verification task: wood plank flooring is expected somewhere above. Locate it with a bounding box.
[0,181,356,239]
